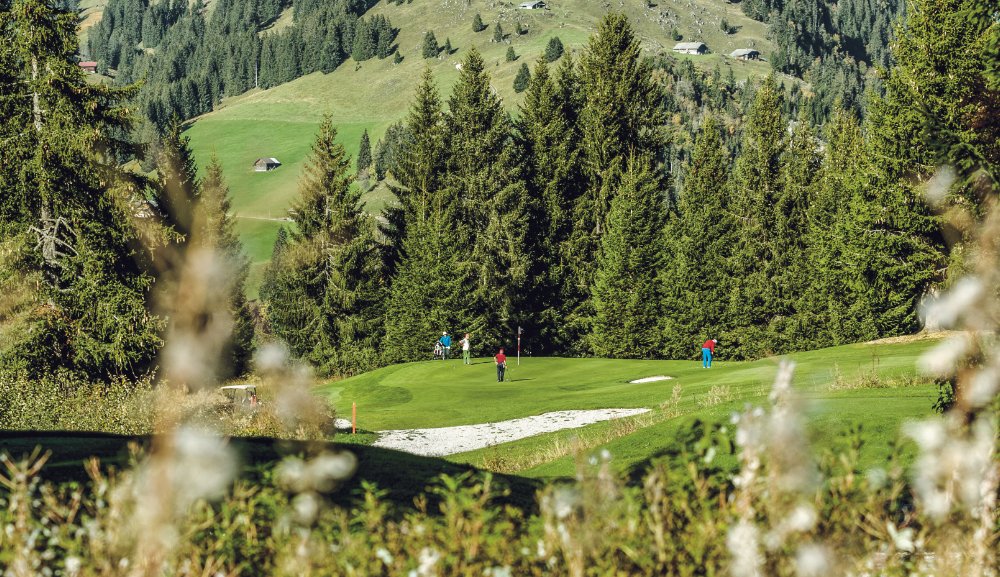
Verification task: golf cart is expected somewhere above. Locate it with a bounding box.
[219,384,259,411]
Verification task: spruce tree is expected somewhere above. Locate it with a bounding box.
[445,48,534,345]
[443,38,453,55]
[798,107,876,347]
[199,154,255,376]
[0,0,162,379]
[506,46,517,62]
[493,23,504,43]
[659,115,734,359]
[513,62,531,92]
[724,75,787,358]
[771,116,820,351]
[589,155,666,358]
[516,58,584,354]
[571,13,665,349]
[385,67,447,264]
[422,31,439,59]
[472,13,486,33]
[357,129,372,174]
[545,36,564,62]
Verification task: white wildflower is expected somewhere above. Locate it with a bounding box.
[904,420,946,452]
[966,365,1000,408]
[306,451,358,492]
[171,426,237,509]
[887,522,915,552]
[485,566,512,577]
[865,468,888,490]
[704,446,717,464]
[919,277,983,331]
[64,556,81,577]
[787,504,817,532]
[416,547,440,577]
[727,520,763,577]
[552,487,580,520]
[292,493,320,525]
[375,547,394,566]
[795,544,831,577]
[918,334,973,377]
[922,165,956,206]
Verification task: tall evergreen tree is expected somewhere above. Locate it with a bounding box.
[513,62,530,92]
[571,13,665,350]
[798,107,876,347]
[516,58,583,354]
[384,67,447,269]
[492,22,504,43]
[0,0,162,379]
[266,116,384,374]
[472,12,486,33]
[724,75,787,358]
[422,30,439,59]
[445,48,533,345]
[545,36,564,62]
[357,129,372,174]
[199,154,255,376]
[589,155,666,358]
[659,115,734,359]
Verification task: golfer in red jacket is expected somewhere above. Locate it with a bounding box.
[702,339,718,368]
[494,348,507,382]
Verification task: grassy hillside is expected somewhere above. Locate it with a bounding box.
[183,0,776,295]
[320,336,942,476]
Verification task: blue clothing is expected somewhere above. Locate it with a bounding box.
[440,335,452,347]
[702,347,713,368]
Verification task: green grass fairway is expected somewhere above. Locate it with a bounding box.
[321,337,942,476]
[183,0,777,293]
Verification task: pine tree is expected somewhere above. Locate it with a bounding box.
[357,129,372,174]
[506,46,517,62]
[422,30,439,59]
[492,23,504,43]
[589,155,666,358]
[442,38,453,55]
[513,62,530,92]
[199,154,255,376]
[0,0,162,379]
[472,12,486,33]
[724,75,787,358]
[545,36,564,62]
[444,48,534,346]
[659,115,734,359]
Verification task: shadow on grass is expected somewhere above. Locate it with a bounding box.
[0,431,540,512]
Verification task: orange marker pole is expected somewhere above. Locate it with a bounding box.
[351,402,357,435]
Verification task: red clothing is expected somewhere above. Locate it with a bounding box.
[495,353,507,364]
[702,340,716,353]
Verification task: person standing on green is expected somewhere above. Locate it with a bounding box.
[494,348,507,382]
[460,333,472,365]
[702,338,718,368]
[439,332,452,360]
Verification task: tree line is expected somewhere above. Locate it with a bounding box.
[259,5,995,374]
[86,0,397,135]
[1,1,994,381]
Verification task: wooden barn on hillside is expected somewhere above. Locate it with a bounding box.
[730,49,761,61]
[672,42,707,55]
[254,157,282,172]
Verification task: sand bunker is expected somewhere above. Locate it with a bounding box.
[371,409,651,457]
[629,376,673,383]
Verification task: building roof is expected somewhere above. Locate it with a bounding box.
[255,157,281,165]
[729,49,760,57]
[673,42,707,51]
[79,61,98,67]
[519,0,544,6]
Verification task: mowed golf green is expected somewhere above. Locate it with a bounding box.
[321,336,943,476]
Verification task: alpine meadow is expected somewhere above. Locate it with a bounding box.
[0,0,998,575]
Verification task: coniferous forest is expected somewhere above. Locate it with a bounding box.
[1,0,998,380]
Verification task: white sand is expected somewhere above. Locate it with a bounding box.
[370,408,651,457]
[629,375,673,384]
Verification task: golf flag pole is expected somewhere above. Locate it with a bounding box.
[517,326,522,366]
